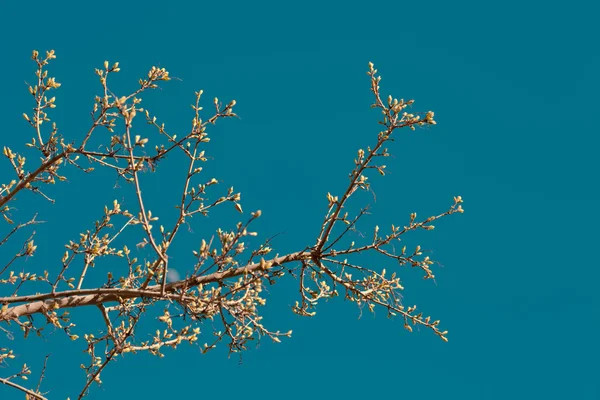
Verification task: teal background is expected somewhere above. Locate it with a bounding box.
[1,1,598,399]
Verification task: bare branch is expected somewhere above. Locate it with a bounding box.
[0,52,462,398]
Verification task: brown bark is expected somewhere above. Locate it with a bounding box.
[0,251,310,321]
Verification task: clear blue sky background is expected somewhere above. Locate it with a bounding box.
[1,1,598,399]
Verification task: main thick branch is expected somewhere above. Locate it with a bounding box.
[0,251,310,321]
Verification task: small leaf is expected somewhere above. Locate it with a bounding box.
[234,203,243,213]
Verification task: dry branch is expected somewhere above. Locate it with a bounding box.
[0,51,463,398]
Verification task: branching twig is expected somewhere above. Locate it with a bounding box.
[0,53,462,399]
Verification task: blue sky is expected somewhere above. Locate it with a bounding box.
[1,1,598,399]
